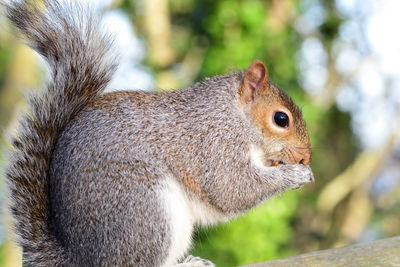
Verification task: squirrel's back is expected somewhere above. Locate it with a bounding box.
[5,1,117,265]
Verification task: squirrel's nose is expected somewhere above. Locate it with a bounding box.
[291,148,311,165]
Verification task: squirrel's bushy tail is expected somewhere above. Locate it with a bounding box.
[5,1,117,265]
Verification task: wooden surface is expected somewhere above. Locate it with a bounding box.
[244,236,400,267]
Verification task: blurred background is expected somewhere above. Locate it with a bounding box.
[0,0,400,266]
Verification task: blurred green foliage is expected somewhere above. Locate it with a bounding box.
[0,46,11,85]
[191,191,300,266]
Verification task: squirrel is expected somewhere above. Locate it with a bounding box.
[4,0,314,266]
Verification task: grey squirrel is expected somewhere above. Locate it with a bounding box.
[5,0,314,266]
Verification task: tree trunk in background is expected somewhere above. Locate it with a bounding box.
[143,0,174,68]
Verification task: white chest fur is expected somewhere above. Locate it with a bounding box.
[161,176,193,266]
[161,175,226,266]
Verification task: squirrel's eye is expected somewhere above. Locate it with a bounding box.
[273,111,289,128]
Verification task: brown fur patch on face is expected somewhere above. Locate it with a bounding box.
[250,80,312,164]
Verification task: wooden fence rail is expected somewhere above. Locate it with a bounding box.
[244,236,400,267]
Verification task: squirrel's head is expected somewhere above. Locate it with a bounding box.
[238,60,312,166]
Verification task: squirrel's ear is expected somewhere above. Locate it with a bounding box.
[239,60,269,104]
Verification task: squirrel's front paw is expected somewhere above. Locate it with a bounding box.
[176,255,215,267]
[278,164,314,190]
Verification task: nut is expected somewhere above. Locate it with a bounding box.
[272,161,280,166]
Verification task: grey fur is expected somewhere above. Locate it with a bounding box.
[5,1,313,266]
